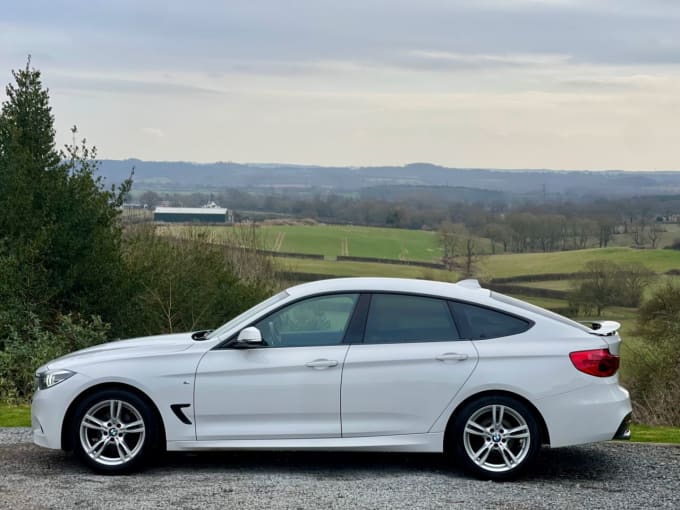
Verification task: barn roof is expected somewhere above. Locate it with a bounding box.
[154,207,227,214]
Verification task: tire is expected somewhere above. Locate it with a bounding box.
[449,395,541,481]
[70,389,159,474]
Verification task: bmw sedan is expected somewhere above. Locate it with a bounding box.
[32,277,632,479]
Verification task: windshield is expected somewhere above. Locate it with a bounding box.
[205,291,290,340]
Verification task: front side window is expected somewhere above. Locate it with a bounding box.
[253,294,359,347]
[364,294,460,344]
[453,301,531,340]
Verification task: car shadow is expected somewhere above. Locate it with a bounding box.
[529,445,624,481]
[23,443,622,482]
[141,444,620,481]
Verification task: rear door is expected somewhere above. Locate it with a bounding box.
[341,293,478,437]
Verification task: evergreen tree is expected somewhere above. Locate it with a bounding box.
[0,58,132,333]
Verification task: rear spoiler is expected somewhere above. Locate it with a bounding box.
[580,320,621,336]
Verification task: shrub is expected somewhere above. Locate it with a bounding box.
[0,226,282,403]
[0,313,108,403]
[624,283,680,425]
[120,225,280,337]
[569,261,654,315]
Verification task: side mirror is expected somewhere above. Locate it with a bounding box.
[234,326,263,347]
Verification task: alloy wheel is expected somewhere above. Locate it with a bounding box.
[79,399,146,467]
[462,404,531,473]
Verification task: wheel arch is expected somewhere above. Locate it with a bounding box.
[60,382,167,451]
[443,389,550,451]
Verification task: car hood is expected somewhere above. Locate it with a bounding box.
[43,333,196,371]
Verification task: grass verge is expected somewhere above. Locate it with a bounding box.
[630,424,680,444]
[0,404,30,427]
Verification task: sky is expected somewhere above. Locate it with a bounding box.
[1,0,680,170]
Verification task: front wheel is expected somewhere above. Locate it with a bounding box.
[71,389,159,474]
[450,396,541,480]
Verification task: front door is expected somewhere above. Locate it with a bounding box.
[194,293,359,440]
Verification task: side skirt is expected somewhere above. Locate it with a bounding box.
[167,433,444,453]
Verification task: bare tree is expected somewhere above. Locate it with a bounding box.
[462,237,480,277]
[438,221,466,271]
[570,261,655,314]
[484,223,511,254]
[648,223,664,249]
[618,263,655,307]
[569,261,619,316]
[629,220,647,247]
[598,220,615,248]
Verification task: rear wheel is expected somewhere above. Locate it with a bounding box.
[450,396,541,480]
[71,389,159,474]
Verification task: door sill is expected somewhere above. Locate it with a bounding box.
[167,433,443,452]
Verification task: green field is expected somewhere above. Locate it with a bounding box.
[514,280,574,291]
[274,246,680,283]
[169,225,680,278]
[480,247,680,278]
[279,257,457,280]
[171,224,496,263]
[263,225,443,260]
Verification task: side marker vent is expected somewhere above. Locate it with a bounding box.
[170,404,193,425]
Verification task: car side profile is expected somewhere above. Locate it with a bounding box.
[31,277,632,479]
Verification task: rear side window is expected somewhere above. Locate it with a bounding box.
[452,301,531,340]
[364,294,460,344]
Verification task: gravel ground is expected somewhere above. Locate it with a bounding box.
[1,427,678,510]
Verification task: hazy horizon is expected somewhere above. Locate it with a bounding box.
[103,157,680,174]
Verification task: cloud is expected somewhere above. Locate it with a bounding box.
[560,74,671,91]
[3,0,680,75]
[393,50,572,71]
[49,73,223,97]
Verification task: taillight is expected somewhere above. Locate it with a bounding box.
[569,349,619,377]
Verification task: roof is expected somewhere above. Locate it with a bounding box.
[154,207,227,215]
[285,277,490,301]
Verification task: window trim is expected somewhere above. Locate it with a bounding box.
[214,290,535,349]
[215,291,363,350]
[343,293,371,344]
[448,299,534,341]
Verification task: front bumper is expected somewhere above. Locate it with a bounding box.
[31,373,91,450]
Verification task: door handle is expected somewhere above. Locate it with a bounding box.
[305,359,339,369]
[436,352,469,362]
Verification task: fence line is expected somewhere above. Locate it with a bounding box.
[336,255,445,269]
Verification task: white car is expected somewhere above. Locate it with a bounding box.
[32,277,631,479]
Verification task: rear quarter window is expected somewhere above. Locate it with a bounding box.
[451,301,532,340]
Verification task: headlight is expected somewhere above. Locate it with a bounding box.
[35,369,76,390]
